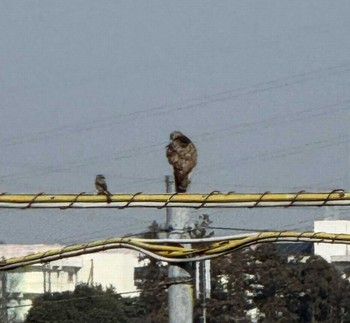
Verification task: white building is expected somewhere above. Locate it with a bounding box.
[314,220,350,270]
[0,244,141,322]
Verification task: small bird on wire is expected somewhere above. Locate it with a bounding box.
[166,131,197,193]
[95,174,112,203]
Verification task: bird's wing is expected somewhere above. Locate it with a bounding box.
[177,143,197,174]
[176,135,192,147]
[166,143,179,166]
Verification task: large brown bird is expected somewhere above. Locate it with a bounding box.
[95,174,112,203]
[166,131,197,193]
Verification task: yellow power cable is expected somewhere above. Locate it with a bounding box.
[1,231,350,271]
[0,190,347,208]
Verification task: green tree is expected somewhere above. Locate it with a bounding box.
[133,221,168,323]
[206,244,350,322]
[134,257,168,323]
[205,246,255,322]
[134,221,350,322]
[25,284,142,323]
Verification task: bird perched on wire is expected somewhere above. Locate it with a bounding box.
[166,131,197,193]
[95,174,112,203]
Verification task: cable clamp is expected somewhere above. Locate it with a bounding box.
[60,192,86,209]
[319,189,345,207]
[119,192,143,209]
[22,192,45,209]
[195,191,221,209]
[249,191,270,208]
[159,192,178,209]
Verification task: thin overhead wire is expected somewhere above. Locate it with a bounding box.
[197,134,349,174]
[208,226,270,232]
[2,62,350,189]
[3,62,349,149]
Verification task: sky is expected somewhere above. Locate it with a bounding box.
[1,1,350,244]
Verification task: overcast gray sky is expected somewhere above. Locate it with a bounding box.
[1,1,350,244]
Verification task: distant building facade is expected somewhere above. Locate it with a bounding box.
[314,220,350,272]
[0,245,140,322]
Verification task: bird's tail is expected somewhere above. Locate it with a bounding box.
[174,173,190,193]
[104,190,112,203]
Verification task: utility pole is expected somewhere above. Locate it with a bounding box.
[87,259,94,286]
[198,260,211,323]
[43,264,47,293]
[48,264,52,293]
[1,272,8,323]
[165,175,173,232]
[165,175,193,323]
